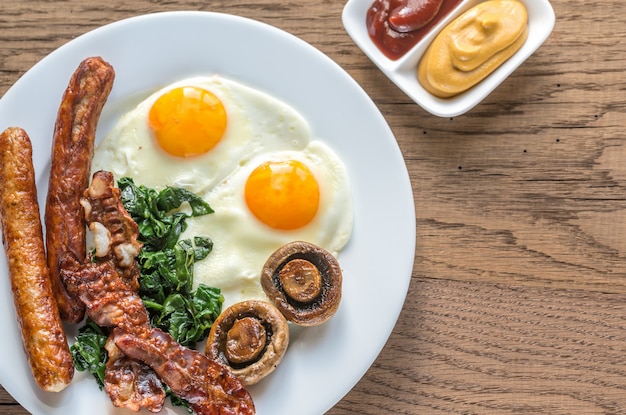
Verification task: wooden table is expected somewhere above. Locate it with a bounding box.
[1,0,625,414]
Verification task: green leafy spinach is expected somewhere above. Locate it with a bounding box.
[71,177,224,392]
[118,177,224,347]
[70,319,108,388]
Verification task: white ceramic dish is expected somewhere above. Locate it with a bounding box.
[342,0,556,117]
[0,11,416,415]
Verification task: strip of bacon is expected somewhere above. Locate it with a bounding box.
[62,170,164,412]
[61,257,148,331]
[114,327,256,415]
[80,170,142,284]
[104,336,166,413]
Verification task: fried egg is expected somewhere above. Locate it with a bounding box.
[181,141,353,307]
[92,75,311,193]
[93,75,353,307]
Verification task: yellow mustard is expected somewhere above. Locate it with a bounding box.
[417,0,528,98]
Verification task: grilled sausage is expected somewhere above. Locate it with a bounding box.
[0,127,74,392]
[45,56,115,323]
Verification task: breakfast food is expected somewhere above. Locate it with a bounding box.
[0,127,74,392]
[0,52,352,410]
[45,56,115,323]
[92,75,354,309]
[80,170,142,280]
[63,251,169,412]
[61,173,164,411]
[64,253,256,415]
[63,171,146,332]
[92,75,311,194]
[104,335,166,412]
[261,241,342,326]
[185,141,352,308]
[205,300,289,386]
[113,326,255,415]
[367,0,464,60]
[418,0,529,98]
[62,171,255,414]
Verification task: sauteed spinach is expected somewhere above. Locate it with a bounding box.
[71,319,108,388]
[118,177,223,347]
[71,177,223,392]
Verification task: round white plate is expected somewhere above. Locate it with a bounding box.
[0,11,415,415]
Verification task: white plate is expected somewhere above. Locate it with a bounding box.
[0,11,416,415]
[342,0,556,117]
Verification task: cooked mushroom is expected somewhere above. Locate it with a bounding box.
[204,300,289,386]
[260,241,342,326]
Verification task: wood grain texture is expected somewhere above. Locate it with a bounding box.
[334,279,626,414]
[2,0,626,413]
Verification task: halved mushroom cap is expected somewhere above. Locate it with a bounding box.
[260,241,342,326]
[204,300,289,386]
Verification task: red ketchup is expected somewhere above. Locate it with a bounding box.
[366,0,464,60]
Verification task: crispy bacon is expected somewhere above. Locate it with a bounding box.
[114,327,256,415]
[104,336,166,413]
[60,254,166,413]
[66,170,255,414]
[64,253,256,414]
[63,170,165,412]
[81,170,142,284]
[61,257,149,331]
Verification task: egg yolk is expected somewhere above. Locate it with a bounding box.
[245,160,320,230]
[148,86,227,157]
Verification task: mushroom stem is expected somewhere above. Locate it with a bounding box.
[205,300,289,386]
[278,258,322,303]
[225,317,267,365]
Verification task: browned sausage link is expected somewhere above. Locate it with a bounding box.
[45,56,115,323]
[0,127,75,392]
